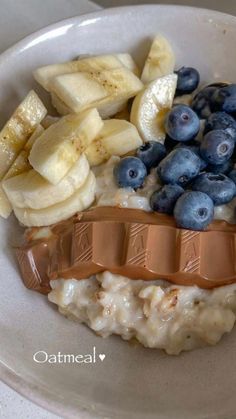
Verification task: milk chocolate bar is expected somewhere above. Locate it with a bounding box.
[16,207,236,294]
[16,240,53,294]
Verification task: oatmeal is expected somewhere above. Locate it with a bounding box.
[48,272,236,355]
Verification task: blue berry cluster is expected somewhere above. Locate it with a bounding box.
[113,68,236,231]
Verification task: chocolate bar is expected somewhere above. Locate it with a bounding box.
[16,207,236,294]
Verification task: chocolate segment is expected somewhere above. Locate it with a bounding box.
[15,207,236,294]
[16,241,53,294]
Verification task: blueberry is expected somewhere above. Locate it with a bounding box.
[191,172,236,205]
[166,136,198,153]
[211,84,236,114]
[137,141,166,170]
[175,67,200,95]
[204,112,236,141]
[174,139,200,150]
[174,191,214,230]
[200,129,235,165]
[192,86,216,119]
[150,184,184,214]
[199,158,208,171]
[175,143,207,171]
[114,157,147,189]
[164,135,178,152]
[165,105,200,142]
[206,160,233,175]
[157,147,201,186]
[228,169,236,184]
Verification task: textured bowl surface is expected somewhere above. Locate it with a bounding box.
[1,5,236,419]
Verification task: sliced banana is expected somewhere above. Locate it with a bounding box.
[3,154,89,210]
[50,92,72,115]
[116,53,139,76]
[0,187,12,219]
[51,71,107,110]
[34,54,139,91]
[49,68,143,118]
[130,74,177,143]
[13,171,96,227]
[51,92,127,119]
[29,108,103,185]
[0,124,44,219]
[141,35,175,84]
[6,124,44,178]
[95,99,128,119]
[41,115,59,129]
[85,119,142,166]
[0,91,47,180]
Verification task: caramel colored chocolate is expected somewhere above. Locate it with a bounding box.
[16,207,236,294]
[16,241,53,294]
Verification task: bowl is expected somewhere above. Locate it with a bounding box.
[1,5,236,419]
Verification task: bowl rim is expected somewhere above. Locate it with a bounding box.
[1,4,236,418]
[0,3,236,68]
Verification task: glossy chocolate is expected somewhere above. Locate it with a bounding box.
[16,207,236,293]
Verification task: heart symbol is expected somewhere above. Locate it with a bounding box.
[99,353,106,361]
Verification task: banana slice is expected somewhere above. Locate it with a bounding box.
[13,171,96,227]
[85,119,142,166]
[50,68,143,118]
[141,35,175,84]
[3,154,89,210]
[116,53,139,76]
[130,74,177,143]
[34,54,139,91]
[50,92,72,116]
[41,115,59,129]
[0,187,12,219]
[29,108,103,185]
[0,90,47,180]
[93,99,128,120]
[0,124,44,219]
[6,124,44,178]
[51,92,127,119]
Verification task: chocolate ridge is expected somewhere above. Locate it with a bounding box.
[16,206,236,294]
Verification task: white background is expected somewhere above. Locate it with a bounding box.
[0,0,236,418]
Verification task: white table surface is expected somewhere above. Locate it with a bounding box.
[1,1,236,418]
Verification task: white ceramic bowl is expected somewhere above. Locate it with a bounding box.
[1,5,236,419]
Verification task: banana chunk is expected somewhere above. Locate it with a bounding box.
[50,68,143,118]
[29,109,103,185]
[85,119,143,166]
[52,72,108,109]
[51,92,127,119]
[5,124,44,179]
[0,90,47,180]
[34,54,139,91]
[50,92,72,116]
[141,35,175,84]
[94,99,128,120]
[13,171,96,227]
[130,74,177,143]
[0,124,44,219]
[41,115,59,129]
[115,53,139,76]
[3,154,89,210]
